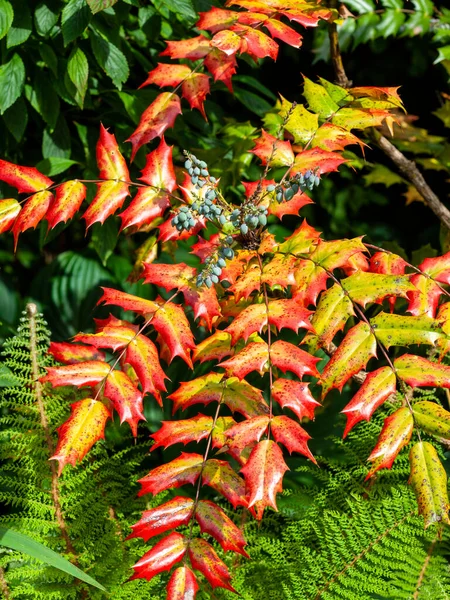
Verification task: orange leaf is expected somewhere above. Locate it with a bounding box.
[131,532,187,582]
[366,407,413,479]
[97,123,129,181]
[193,330,233,363]
[271,415,315,462]
[0,199,21,233]
[251,130,294,167]
[231,24,279,61]
[320,322,377,397]
[48,341,106,364]
[182,73,210,119]
[51,399,110,475]
[225,415,270,456]
[292,148,347,175]
[202,458,249,508]
[272,378,320,420]
[160,35,211,60]
[46,180,87,229]
[407,273,442,318]
[189,538,236,592]
[41,360,110,388]
[240,439,289,517]
[342,367,396,438]
[195,500,249,557]
[271,340,321,379]
[152,302,196,367]
[82,180,129,228]
[151,415,215,450]
[167,566,199,600]
[197,7,238,33]
[141,63,192,88]
[12,190,53,249]
[98,287,159,316]
[211,29,242,56]
[138,452,203,496]
[292,259,328,306]
[204,48,237,92]
[127,92,182,161]
[219,341,268,379]
[128,496,194,541]
[0,159,53,193]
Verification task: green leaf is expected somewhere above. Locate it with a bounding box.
[370,313,445,348]
[233,86,273,117]
[377,9,405,38]
[34,1,59,37]
[0,0,14,40]
[233,75,277,101]
[90,29,129,90]
[0,363,19,387]
[155,0,196,21]
[38,43,58,76]
[0,526,106,590]
[67,47,89,108]
[342,0,375,12]
[42,115,71,158]
[3,96,28,142]
[364,164,405,187]
[90,218,119,266]
[87,0,118,13]
[0,53,25,115]
[409,442,450,528]
[61,0,91,46]
[435,45,450,65]
[36,157,79,177]
[303,77,339,119]
[6,0,31,48]
[26,72,60,129]
[433,100,450,128]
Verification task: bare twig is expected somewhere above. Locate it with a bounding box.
[328,0,352,88]
[371,131,450,230]
[0,567,10,599]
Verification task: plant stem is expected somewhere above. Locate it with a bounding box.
[328,0,352,88]
[27,303,76,556]
[0,567,10,599]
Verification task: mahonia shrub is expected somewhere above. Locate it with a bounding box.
[0,1,450,598]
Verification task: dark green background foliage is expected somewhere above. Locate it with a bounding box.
[1,0,450,598]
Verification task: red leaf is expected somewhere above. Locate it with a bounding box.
[224,299,312,344]
[0,199,21,233]
[141,63,192,88]
[204,48,237,92]
[97,124,129,181]
[41,360,110,388]
[48,341,106,364]
[126,334,168,401]
[230,24,279,61]
[104,369,145,436]
[151,415,214,450]
[202,459,248,508]
[12,190,53,249]
[46,180,87,229]
[51,399,110,475]
[251,130,294,167]
[342,367,397,437]
[82,180,129,228]
[310,237,367,271]
[219,341,269,379]
[240,440,289,517]
[167,566,199,600]
[120,137,176,230]
[225,416,270,456]
[195,500,249,557]
[169,372,224,412]
[128,496,194,541]
[263,17,303,48]
[366,407,414,479]
[369,251,407,276]
[407,274,442,318]
[127,93,182,161]
[189,537,236,592]
[152,302,196,367]
[0,159,53,193]
[292,260,328,306]
[142,262,221,330]
[271,340,321,379]
[272,378,320,420]
[182,73,210,118]
[131,532,187,581]
[98,286,159,316]
[138,452,203,496]
[292,148,347,175]
[229,261,261,301]
[271,415,316,462]
[161,35,211,60]
[418,252,450,285]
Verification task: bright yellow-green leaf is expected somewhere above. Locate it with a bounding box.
[280,97,318,144]
[342,271,415,307]
[303,77,339,118]
[370,313,445,348]
[413,401,450,440]
[409,441,450,528]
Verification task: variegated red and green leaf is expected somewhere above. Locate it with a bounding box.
[394,354,450,387]
[128,496,194,541]
[131,532,188,581]
[0,159,53,193]
[189,537,236,592]
[195,500,249,557]
[138,452,204,496]
[151,415,215,450]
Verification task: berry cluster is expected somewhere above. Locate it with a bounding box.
[267,170,321,202]
[196,236,235,288]
[230,205,268,236]
[184,153,217,190]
